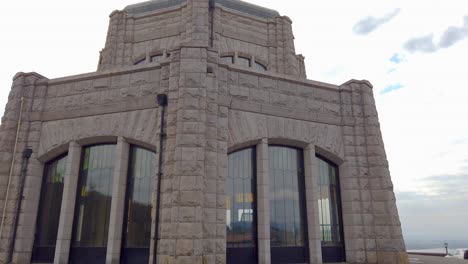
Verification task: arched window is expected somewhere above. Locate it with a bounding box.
[237,56,251,67]
[317,156,345,262]
[269,146,308,263]
[31,155,67,263]
[150,54,163,63]
[70,144,116,264]
[226,148,257,264]
[121,146,156,264]
[254,61,267,71]
[134,58,146,65]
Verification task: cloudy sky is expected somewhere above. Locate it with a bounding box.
[1,0,467,246]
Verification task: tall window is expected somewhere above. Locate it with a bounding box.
[31,155,67,263]
[226,148,257,264]
[121,146,156,263]
[70,144,116,263]
[317,156,345,262]
[269,146,307,263]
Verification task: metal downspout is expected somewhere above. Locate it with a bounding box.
[209,0,215,47]
[0,97,25,248]
[153,94,167,264]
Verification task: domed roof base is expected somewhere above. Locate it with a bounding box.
[124,0,280,19]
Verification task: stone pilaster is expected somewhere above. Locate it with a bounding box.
[150,106,163,264]
[304,144,322,264]
[156,1,217,263]
[11,76,49,263]
[99,10,128,71]
[216,102,228,264]
[106,137,130,264]
[256,139,270,264]
[273,17,284,76]
[340,80,408,264]
[54,142,82,264]
[0,72,47,263]
[280,16,299,77]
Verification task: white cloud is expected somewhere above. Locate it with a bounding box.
[353,9,401,35]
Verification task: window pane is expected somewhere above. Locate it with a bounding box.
[237,57,250,67]
[150,55,163,63]
[317,157,342,244]
[221,56,234,64]
[124,146,156,248]
[134,58,145,65]
[254,62,267,71]
[72,144,115,247]
[226,148,256,248]
[269,146,306,247]
[35,155,67,246]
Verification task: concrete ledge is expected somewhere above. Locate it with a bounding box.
[30,97,158,122]
[220,63,341,91]
[221,97,353,126]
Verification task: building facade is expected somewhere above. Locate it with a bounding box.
[0,0,408,263]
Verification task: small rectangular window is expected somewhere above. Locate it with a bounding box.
[221,56,234,64]
[150,54,163,63]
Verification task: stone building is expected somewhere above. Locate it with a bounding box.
[0,0,408,263]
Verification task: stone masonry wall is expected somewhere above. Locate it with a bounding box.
[0,0,407,263]
[99,1,306,77]
[216,7,269,62]
[99,7,184,71]
[0,62,168,263]
[0,73,48,263]
[340,80,407,264]
[216,8,306,77]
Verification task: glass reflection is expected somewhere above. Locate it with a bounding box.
[269,146,305,247]
[123,146,156,248]
[317,157,342,244]
[226,148,256,248]
[34,155,67,247]
[72,144,115,247]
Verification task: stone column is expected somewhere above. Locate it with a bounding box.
[256,139,270,264]
[98,10,127,71]
[156,1,214,263]
[280,16,300,77]
[11,79,48,263]
[0,72,47,263]
[149,106,163,264]
[216,103,228,264]
[340,80,408,264]
[54,142,82,264]
[106,137,130,264]
[304,144,322,264]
